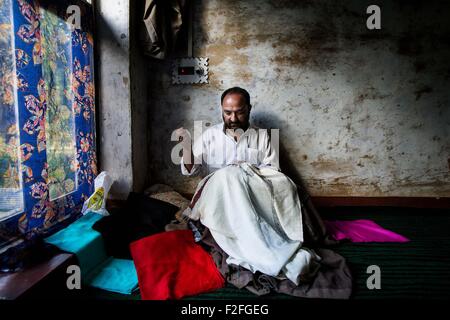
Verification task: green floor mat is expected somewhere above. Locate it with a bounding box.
[189,207,450,300]
[83,207,450,300]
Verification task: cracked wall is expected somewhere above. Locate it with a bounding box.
[146,0,450,197]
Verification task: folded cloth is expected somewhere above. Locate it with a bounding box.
[44,212,139,295]
[44,212,107,276]
[130,230,225,300]
[86,257,139,295]
[92,192,179,259]
[324,219,410,243]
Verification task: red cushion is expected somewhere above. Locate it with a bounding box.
[130,230,224,300]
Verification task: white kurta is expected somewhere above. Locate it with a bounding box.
[181,123,280,176]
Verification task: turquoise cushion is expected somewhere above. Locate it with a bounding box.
[86,257,138,294]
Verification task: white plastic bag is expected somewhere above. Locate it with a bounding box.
[81,171,113,216]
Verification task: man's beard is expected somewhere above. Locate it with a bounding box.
[223,118,249,131]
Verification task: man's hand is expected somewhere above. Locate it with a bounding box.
[175,127,194,172]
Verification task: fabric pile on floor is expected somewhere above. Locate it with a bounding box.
[43,191,181,295]
[92,192,179,259]
[128,165,410,300]
[44,212,139,295]
[180,163,353,299]
[43,174,409,300]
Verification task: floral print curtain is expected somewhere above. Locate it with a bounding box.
[0,0,96,243]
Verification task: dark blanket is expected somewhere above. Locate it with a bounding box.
[92,192,179,259]
[0,237,61,273]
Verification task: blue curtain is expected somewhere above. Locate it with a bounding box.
[0,0,96,243]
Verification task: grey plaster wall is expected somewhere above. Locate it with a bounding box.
[146,0,450,197]
[96,0,149,199]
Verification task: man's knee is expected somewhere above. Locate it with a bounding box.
[213,165,242,181]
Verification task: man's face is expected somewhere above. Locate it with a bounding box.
[222,93,251,130]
